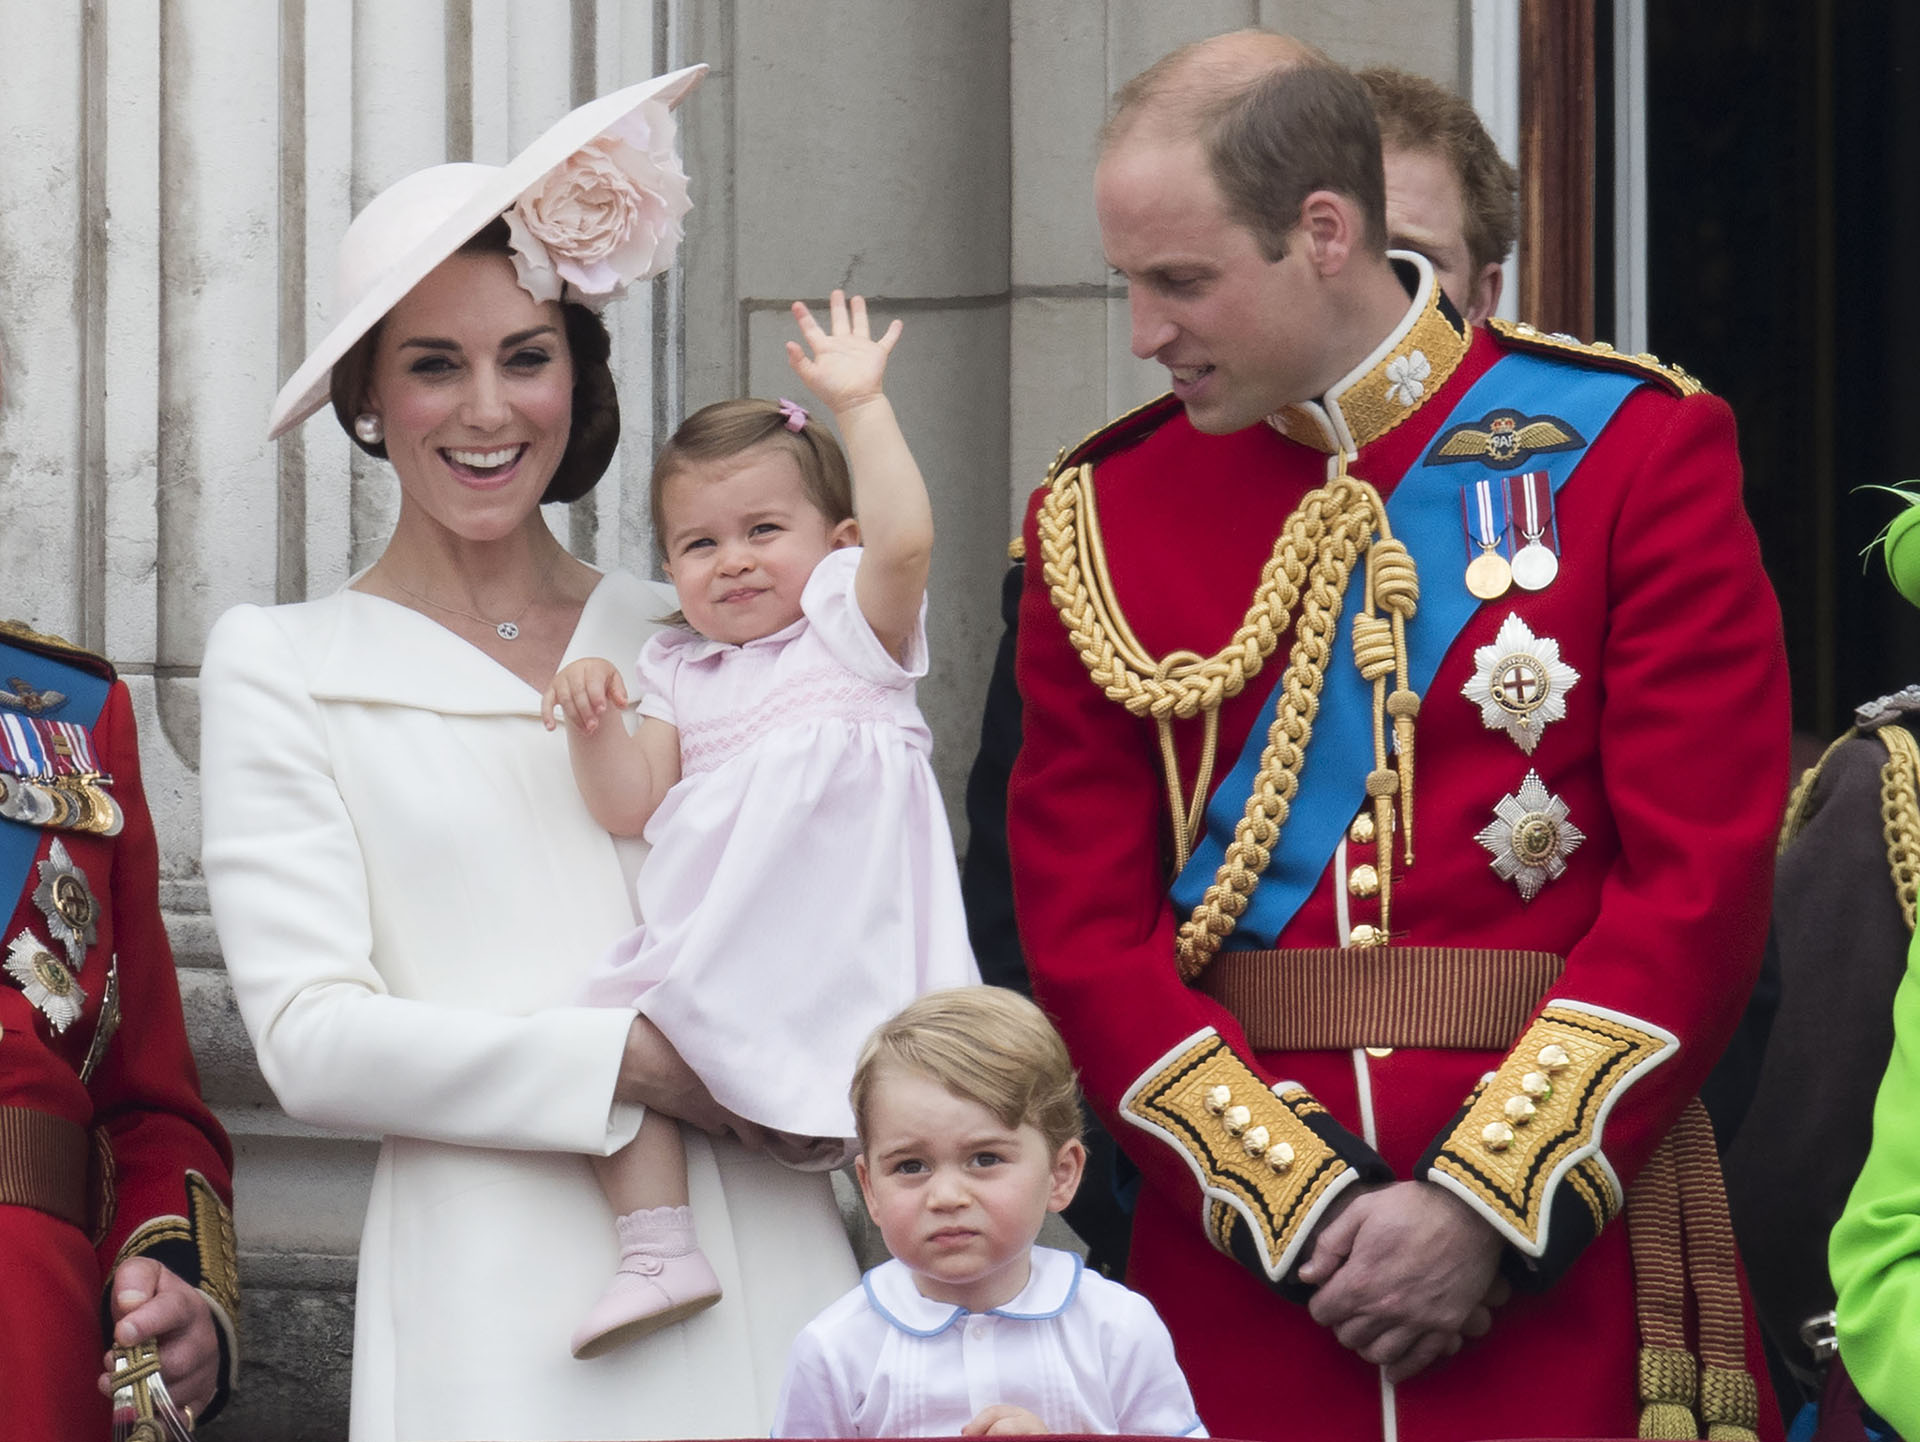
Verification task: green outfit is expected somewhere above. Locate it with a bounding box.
[1831,923,1920,1438]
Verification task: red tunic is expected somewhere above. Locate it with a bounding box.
[0,628,236,1439]
[1009,286,1787,1441]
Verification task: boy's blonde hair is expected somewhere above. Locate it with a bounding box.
[851,987,1082,1155]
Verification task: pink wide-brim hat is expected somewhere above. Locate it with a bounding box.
[267,62,706,440]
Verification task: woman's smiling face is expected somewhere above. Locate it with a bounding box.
[363,249,575,543]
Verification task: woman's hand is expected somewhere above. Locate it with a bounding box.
[786,290,902,418]
[618,1015,770,1150]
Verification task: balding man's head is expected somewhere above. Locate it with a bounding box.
[1104,30,1388,261]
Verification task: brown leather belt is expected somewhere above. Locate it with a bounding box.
[0,1104,89,1229]
[1195,946,1565,1051]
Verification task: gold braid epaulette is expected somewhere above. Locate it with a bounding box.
[0,619,116,680]
[1039,453,1414,980]
[1877,724,1920,931]
[1489,318,1706,397]
[1778,722,1920,933]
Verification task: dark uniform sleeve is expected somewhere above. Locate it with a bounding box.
[961,561,1030,994]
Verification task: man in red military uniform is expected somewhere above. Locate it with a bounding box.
[0,618,237,1437]
[1007,31,1786,1442]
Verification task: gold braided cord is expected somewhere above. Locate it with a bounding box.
[1876,724,1920,933]
[1042,461,1300,869]
[1775,731,1852,858]
[1169,471,1406,979]
[1040,457,1417,980]
[1047,463,1292,721]
[1775,724,1920,934]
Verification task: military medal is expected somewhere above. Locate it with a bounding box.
[1462,614,1580,754]
[1506,471,1560,591]
[1461,479,1512,599]
[0,713,122,836]
[1475,770,1586,901]
[4,928,86,1031]
[33,839,98,969]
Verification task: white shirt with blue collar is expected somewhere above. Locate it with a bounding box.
[772,1246,1207,1437]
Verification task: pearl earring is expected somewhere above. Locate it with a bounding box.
[354,413,385,445]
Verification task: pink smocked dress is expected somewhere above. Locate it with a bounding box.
[583,546,979,1139]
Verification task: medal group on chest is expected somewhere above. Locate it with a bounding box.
[0,684,124,1076]
[1454,478,1582,903]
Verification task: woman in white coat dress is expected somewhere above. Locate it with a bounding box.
[200,70,856,1442]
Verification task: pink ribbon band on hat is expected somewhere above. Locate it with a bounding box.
[777,398,808,432]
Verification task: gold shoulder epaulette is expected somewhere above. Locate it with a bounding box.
[0,620,114,679]
[1008,536,1026,563]
[1045,392,1184,483]
[1490,317,1706,398]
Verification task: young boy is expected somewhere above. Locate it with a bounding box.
[772,988,1205,1437]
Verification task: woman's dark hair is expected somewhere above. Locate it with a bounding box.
[327,216,620,504]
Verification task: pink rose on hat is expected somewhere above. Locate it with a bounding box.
[507,98,692,309]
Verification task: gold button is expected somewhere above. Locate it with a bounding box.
[1537,1043,1570,1071]
[1204,1085,1232,1114]
[1348,813,1376,846]
[1522,1071,1553,1099]
[1504,1095,1537,1125]
[1348,924,1381,947]
[1241,1125,1270,1156]
[1347,863,1379,899]
[1364,1046,1393,1059]
[1482,1121,1515,1152]
[1222,1105,1251,1135]
[1266,1142,1295,1172]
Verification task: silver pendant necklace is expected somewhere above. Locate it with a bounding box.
[388,548,561,641]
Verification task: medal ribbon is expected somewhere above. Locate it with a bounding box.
[0,649,112,915]
[1509,470,1554,545]
[1170,352,1645,947]
[1464,477,1506,557]
[0,716,101,778]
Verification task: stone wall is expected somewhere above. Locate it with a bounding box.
[0,2,1469,1435]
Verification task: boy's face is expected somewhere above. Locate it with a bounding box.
[856,1064,1085,1314]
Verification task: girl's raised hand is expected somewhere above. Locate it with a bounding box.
[786,289,903,416]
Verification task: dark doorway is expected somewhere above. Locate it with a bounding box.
[1646,2,1920,735]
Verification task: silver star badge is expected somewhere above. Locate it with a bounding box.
[1462,613,1581,754]
[33,839,98,969]
[1476,771,1586,901]
[5,929,86,1032]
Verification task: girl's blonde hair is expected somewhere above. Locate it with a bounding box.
[649,397,853,561]
[850,988,1083,1156]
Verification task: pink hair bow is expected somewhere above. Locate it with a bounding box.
[776,398,808,432]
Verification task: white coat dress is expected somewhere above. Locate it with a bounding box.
[199,572,856,1442]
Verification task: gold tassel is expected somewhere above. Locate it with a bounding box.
[1698,1366,1759,1441]
[1637,1345,1700,1439]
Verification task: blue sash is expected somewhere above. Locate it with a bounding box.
[0,640,112,906]
[1168,352,1642,946]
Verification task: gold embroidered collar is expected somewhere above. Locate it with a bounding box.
[1266,251,1472,456]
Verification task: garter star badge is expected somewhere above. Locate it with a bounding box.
[33,839,98,968]
[5,928,86,1032]
[1462,614,1580,755]
[1476,771,1586,901]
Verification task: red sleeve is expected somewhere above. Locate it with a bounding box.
[87,681,239,1410]
[1418,389,1789,1285]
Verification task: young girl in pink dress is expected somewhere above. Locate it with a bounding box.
[542,291,978,1357]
